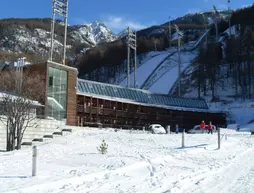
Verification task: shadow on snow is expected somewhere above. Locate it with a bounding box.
[175,143,209,149]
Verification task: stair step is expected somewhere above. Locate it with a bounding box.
[62,128,72,132]
[43,135,53,139]
[32,138,43,142]
[42,138,52,142]
[53,131,63,136]
[22,142,33,146]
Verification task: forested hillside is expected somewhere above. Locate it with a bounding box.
[173,23,254,101]
[75,5,254,81]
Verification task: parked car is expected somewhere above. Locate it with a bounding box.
[148,124,166,134]
[187,125,216,134]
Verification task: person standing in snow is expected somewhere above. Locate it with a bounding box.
[200,120,206,133]
[175,124,179,134]
[208,121,213,134]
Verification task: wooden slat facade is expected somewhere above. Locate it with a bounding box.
[76,95,226,131]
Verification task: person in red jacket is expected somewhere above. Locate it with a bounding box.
[208,121,213,134]
[200,120,206,133]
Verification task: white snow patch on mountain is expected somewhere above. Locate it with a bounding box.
[71,21,118,46]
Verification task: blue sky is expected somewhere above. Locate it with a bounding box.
[0,0,252,32]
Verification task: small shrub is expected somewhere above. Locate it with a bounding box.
[97,139,108,154]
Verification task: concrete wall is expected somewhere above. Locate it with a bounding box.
[0,122,6,151]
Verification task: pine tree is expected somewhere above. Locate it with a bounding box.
[97,139,108,154]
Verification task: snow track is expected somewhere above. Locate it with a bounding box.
[163,140,254,193]
[189,147,254,193]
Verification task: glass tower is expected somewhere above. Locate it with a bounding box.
[47,67,67,120]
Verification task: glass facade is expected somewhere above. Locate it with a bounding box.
[47,67,68,120]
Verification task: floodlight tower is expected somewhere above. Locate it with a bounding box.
[126,27,137,88]
[213,6,218,41]
[212,5,220,41]
[201,13,208,49]
[49,0,69,65]
[174,24,182,96]
[168,16,172,47]
[15,57,26,93]
[228,0,232,36]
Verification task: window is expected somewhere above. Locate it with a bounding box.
[49,76,53,86]
[47,67,68,121]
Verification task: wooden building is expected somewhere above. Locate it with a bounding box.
[1,61,227,131]
[76,79,226,131]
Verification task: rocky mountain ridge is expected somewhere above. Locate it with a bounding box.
[0,18,119,61]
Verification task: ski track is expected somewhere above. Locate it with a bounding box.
[164,140,254,193]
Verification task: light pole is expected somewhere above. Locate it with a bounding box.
[174,24,182,96]
[228,0,232,37]
[50,0,69,65]
[213,5,220,41]
[201,13,208,48]
[168,16,172,47]
[126,27,137,88]
[15,57,26,94]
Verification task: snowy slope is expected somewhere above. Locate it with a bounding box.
[0,19,118,55]
[120,51,172,87]
[138,28,211,91]
[0,128,253,193]
[150,51,198,94]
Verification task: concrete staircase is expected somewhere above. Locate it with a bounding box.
[0,119,79,151]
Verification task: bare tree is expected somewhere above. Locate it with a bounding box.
[0,69,45,151]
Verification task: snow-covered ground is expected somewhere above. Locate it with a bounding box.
[0,128,253,193]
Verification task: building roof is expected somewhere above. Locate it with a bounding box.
[77,79,209,110]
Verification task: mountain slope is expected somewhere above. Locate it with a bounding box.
[0,18,118,61]
[71,21,118,46]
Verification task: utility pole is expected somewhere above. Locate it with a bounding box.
[168,16,171,47]
[174,24,182,97]
[126,27,137,88]
[50,0,69,65]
